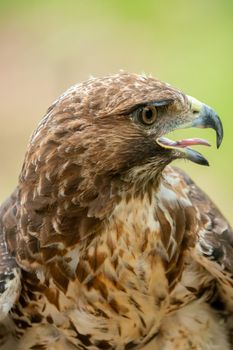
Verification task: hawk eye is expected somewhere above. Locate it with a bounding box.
[138,106,157,125]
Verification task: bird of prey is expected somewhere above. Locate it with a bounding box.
[0,72,232,350]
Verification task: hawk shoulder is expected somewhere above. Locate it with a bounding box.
[173,167,233,310]
[0,189,21,320]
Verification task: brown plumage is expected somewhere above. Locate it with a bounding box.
[0,72,232,349]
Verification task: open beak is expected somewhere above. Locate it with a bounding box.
[157,96,224,166]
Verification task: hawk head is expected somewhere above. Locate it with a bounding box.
[17,72,223,264]
[29,72,223,181]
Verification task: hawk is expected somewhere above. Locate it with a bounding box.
[0,72,232,350]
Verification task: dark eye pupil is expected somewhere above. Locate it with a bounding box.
[145,109,153,119]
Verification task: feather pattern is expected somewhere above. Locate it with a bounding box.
[0,72,232,349]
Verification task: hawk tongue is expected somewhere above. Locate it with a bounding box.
[158,137,210,148]
[175,138,211,148]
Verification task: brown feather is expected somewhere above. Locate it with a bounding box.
[0,73,232,349]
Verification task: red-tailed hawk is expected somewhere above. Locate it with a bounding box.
[0,73,232,350]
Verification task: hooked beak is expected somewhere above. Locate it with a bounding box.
[157,95,224,166]
[186,95,223,148]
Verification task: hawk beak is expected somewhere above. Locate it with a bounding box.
[186,95,223,149]
[157,96,224,166]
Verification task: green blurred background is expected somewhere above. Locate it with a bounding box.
[0,0,232,224]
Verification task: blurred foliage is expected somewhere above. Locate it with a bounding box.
[0,0,232,223]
